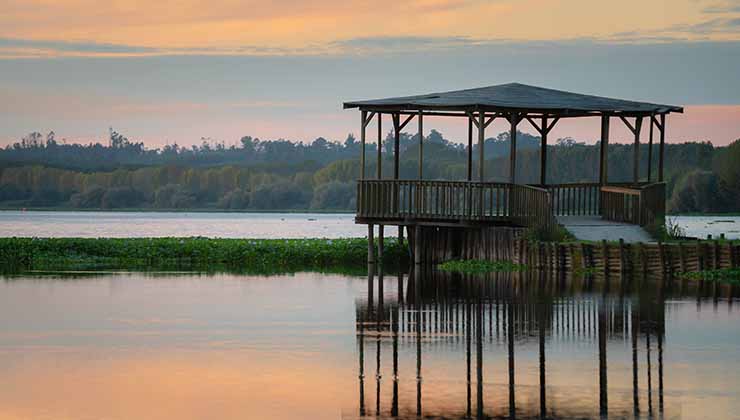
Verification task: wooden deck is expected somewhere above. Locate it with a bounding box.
[356,180,665,237]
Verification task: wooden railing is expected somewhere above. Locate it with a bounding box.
[510,184,556,233]
[357,180,512,221]
[357,180,665,235]
[540,183,601,216]
[357,180,556,232]
[601,182,665,226]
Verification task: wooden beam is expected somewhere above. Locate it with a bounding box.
[633,116,643,184]
[525,116,544,134]
[540,116,547,186]
[483,115,497,129]
[545,117,560,134]
[418,111,424,179]
[393,113,400,180]
[599,115,610,186]
[360,110,367,180]
[478,112,485,181]
[659,114,666,182]
[647,114,654,182]
[467,116,473,181]
[620,115,636,135]
[363,112,376,129]
[467,111,480,129]
[398,114,415,131]
[359,107,600,119]
[377,113,382,179]
[509,113,519,184]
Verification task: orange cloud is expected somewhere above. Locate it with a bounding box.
[0,0,738,56]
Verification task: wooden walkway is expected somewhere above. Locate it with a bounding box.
[557,215,654,243]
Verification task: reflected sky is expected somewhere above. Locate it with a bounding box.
[0,269,738,419]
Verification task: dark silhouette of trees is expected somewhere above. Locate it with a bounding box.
[0,129,737,212]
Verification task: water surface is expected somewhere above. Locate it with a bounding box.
[0,211,738,239]
[0,211,365,238]
[0,269,738,419]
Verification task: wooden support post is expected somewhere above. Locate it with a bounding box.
[602,240,609,277]
[599,115,610,186]
[378,225,384,264]
[648,114,654,182]
[393,114,400,180]
[478,112,485,181]
[507,300,515,419]
[377,113,382,179]
[678,242,687,273]
[540,116,547,186]
[368,224,375,264]
[467,115,473,181]
[418,111,424,179]
[659,114,666,182]
[392,113,401,216]
[633,116,643,184]
[360,110,367,180]
[414,226,422,265]
[539,303,547,419]
[598,302,608,417]
[509,113,518,184]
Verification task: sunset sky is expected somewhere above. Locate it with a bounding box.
[1,0,739,147]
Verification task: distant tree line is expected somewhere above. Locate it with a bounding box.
[0,129,738,213]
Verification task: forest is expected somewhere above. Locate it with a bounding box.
[0,129,738,213]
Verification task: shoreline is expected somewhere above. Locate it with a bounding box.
[0,207,355,214]
[1,208,739,218]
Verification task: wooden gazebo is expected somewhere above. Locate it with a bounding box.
[343,83,683,261]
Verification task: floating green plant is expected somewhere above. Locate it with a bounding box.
[0,237,406,275]
[680,268,740,285]
[437,259,526,274]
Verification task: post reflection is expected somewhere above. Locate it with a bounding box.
[355,265,739,419]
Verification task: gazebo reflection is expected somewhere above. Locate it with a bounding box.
[354,266,737,419]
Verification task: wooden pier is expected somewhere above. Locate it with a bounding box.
[344,83,682,262]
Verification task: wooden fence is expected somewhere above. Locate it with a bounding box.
[412,225,739,278]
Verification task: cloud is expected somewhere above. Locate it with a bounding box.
[701,1,740,14]
[329,36,484,54]
[0,37,160,57]
[671,17,740,34]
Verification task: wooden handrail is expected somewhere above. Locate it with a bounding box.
[357,179,555,233]
[601,186,640,196]
[600,182,665,226]
[357,180,664,231]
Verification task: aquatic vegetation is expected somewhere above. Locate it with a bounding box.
[0,237,406,274]
[680,268,740,285]
[437,259,526,274]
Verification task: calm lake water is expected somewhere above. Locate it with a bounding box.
[1,269,738,419]
[0,210,739,239]
[0,211,366,238]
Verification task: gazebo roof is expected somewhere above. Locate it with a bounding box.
[343,83,683,115]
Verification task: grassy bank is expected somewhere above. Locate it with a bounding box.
[0,237,406,274]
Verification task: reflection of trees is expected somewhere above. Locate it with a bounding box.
[355,267,738,419]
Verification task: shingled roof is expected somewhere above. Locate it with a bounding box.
[344,83,683,115]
